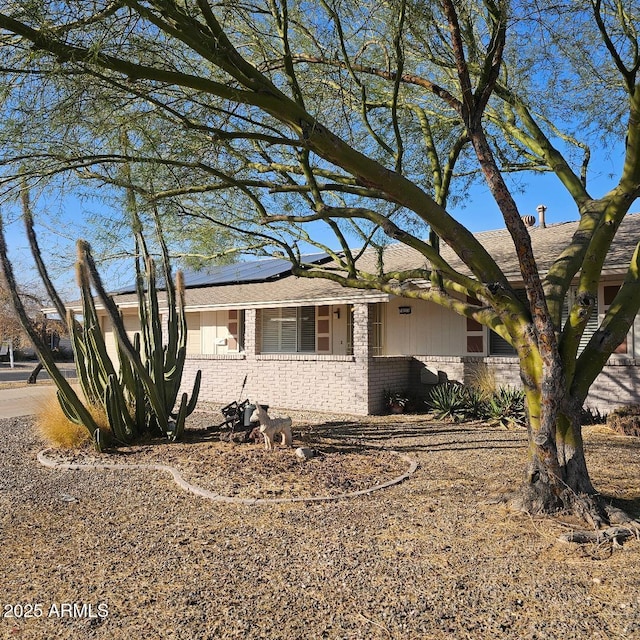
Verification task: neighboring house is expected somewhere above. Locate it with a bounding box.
[97,214,640,416]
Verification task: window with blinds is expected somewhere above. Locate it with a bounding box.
[299,306,316,352]
[561,287,600,355]
[489,287,601,356]
[261,306,316,353]
[488,289,527,356]
[489,328,516,356]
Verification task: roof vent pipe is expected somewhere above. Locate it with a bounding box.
[536,204,547,228]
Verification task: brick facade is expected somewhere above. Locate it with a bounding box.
[409,355,639,416]
[180,303,374,415]
[178,305,640,417]
[586,358,640,415]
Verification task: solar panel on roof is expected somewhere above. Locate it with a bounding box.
[113,253,331,294]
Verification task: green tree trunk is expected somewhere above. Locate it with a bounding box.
[515,346,611,526]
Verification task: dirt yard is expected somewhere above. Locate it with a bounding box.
[2,407,640,639]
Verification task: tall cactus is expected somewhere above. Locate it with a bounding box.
[0,184,201,449]
[76,227,202,442]
[0,210,105,449]
[68,244,139,445]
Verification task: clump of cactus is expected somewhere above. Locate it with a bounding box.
[67,218,201,448]
[0,187,200,451]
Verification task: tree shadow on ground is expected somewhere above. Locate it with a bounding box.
[99,428,226,454]
[302,419,528,454]
[587,436,640,451]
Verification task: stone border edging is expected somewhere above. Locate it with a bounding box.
[37,449,418,505]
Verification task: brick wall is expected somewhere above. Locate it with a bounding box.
[178,305,640,417]
[586,360,640,414]
[181,353,369,415]
[369,356,413,413]
[409,356,521,390]
[411,356,467,390]
[482,358,522,387]
[179,303,374,416]
[181,355,248,406]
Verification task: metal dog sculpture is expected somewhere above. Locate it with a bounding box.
[249,403,292,451]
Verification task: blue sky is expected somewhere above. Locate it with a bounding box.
[457,147,625,233]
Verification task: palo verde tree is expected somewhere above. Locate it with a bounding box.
[0,1,639,530]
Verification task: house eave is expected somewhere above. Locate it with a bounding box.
[184,292,390,312]
[61,291,391,316]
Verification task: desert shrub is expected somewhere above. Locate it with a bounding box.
[466,362,496,397]
[485,386,526,429]
[383,389,412,413]
[426,382,468,422]
[36,393,109,448]
[427,381,527,427]
[461,387,489,421]
[606,405,640,437]
[581,406,607,425]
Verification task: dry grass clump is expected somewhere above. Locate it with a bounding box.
[582,423,617,437]
[466,361,496,397]
[35,392,110,448]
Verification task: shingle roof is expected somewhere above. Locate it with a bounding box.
[107,214,640,311]
[111,264,389,310]
[440,214,640,278]
[362,213,640,280]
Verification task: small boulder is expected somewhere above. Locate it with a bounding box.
[295,447,317,460]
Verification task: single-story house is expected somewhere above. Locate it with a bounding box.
[98,213,640,416]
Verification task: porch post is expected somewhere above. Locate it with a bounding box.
[352,303,373,414]
[244,308,257,360]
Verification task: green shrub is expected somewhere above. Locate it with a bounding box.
[383,390,412,413]
[426,382,468,422]
[485,386,526,429]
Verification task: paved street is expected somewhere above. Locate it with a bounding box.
[0,384,60,419]
[0,361,76,383]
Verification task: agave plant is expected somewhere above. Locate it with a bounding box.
[462,386,490,421]
[427,382,468,422]
[485,386,526,429]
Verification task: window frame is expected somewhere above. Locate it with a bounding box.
[261,306,318,354]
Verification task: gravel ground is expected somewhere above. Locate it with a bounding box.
[2,407,640,639]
